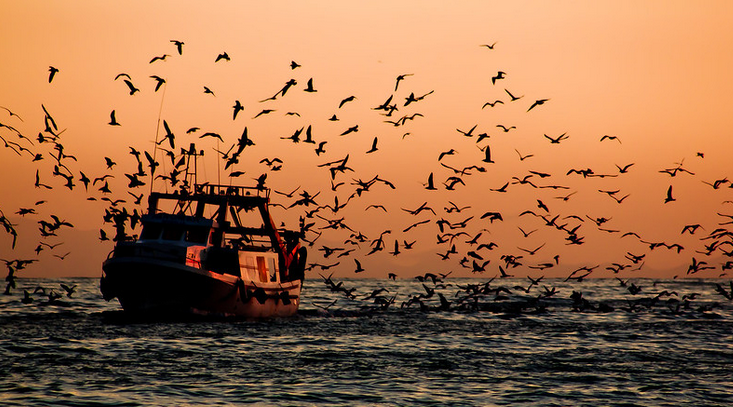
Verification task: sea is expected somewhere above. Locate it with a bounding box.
[1,277,732,406]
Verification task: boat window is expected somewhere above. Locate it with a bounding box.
[257,256,268,282]
[162,225,185,241]
[186,226,210,244]
[244,256,257,281]
[140,223,162,240]
[268,258,278,282]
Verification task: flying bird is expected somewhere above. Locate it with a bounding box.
[366,137,378,153]
[108,110,120,126]
[354,259,365,273]
[527,98,549,112]
[149,54,170,63]
[150,75,166,92]
[664,185,675,203]
[170,40,184,55]
[600,135,622,143]
[482,100,503,108]
[425,173,437,190]
[253,109,275,119]
[232,100,244,120]
[504,88,523,101]
[482,145,494,163]
[544,133,569,144]
[215,52,230,62]
[48,66,59,83]
[123,80,139,95]
[340,125,359,136]
[491,71,506,85]
[200,132,224,142]
[394,73,413,91]
[304,78,317,92]
[339,96,356,108]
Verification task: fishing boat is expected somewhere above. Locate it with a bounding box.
[100,170,307,318]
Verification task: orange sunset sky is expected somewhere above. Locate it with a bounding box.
[1,1,732,279]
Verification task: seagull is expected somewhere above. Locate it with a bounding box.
[504,88,523,101]
[253,109,275,119]
[491,71,506,85]
[215,52,230,62]
[232,100,244,120]
[616,163,635,173]
[394,73,413,91]
[664,185,675,203]
[425,173,437,190]
[527,98,549,112]
[600,135,622,143]
[150,75,166,92]
[482,145,494,163]
[354,259,365,273]
[366,137,378,153]
[170,40,184,55]
[108,110,120,126]
[60,283,77,298]
[48,66,59,83]
[482,100,503,108]
[123,79,139,95]
[544,133,569,144]
[339,95,356,108]
[304,78,317,92]
[149,54,170,63]
[104,157,116,169]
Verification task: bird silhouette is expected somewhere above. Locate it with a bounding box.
[504,88,523,101]
[394,73,413,91]
[527,98,549,112]
[482,100,503,108]
[48,66,59,83]
[544,133,568,144]
[215,52,230,62]
[149,54,170,63]
[170,40,184,55]
[366,137,378,153]
[108,110,120,126]
[123,80,139,95]
[150,75,166,92]
[491,71,506,85]
[664,185,675,203]
[425,173,437,190]
[600,135,622,143]
[232,100,244,120]
[304,78,317,92]
[339,96,356,108]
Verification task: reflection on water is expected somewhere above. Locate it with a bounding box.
[1,277,732,406]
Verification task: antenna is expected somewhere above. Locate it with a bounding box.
[150,83,168,196]
[183,143,204,192]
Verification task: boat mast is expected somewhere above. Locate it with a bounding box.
[183,143,204,193]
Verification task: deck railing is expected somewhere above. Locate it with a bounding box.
[194,184,270,199]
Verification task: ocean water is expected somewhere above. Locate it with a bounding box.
[1,277,732,406]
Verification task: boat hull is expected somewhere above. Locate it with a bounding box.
[101,257,301,318]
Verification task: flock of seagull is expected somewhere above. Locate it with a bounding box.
[1,38,733,315]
